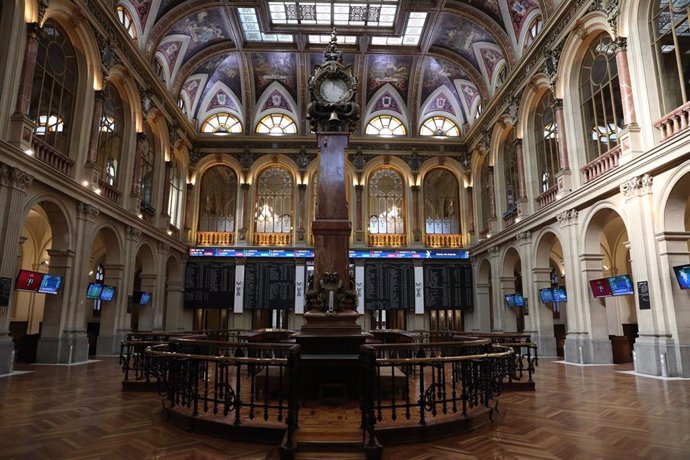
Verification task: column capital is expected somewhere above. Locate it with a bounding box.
[553,98,564,110]
[615,36,627,52]
[77,202,100,221]
[620,173,653,198]
[556,209,578,227]
[1,164,34,191]
[516,231,532,245]
[488,246,500,258]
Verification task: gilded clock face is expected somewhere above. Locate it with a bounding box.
[319,77,349,103]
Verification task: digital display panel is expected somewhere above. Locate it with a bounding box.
[504,294,515,307]
[552,287,567,302]
[188,247,469,259]
[15,270,42,292]
[513,293,525,307]
[100,285,116,301]
[608,275,634,296]
[590,278,613,298]
[38,274,63,295]
[539,288,554,303]
[139,292,151,305]
[86,283,104,299]
[673,265,690,290]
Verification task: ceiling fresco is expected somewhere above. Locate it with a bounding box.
[115,1,542,133]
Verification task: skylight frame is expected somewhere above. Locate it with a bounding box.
[268,1,400,28]
[371,12,427,46]
[238,8,294,43]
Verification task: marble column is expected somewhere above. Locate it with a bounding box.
[297,183,307,243]
[0,165,33,374]
[615,37,637,126]
[411,185,421,243]
[553,99,570,170]
[531,267,558,356]
[160,161,173,223]
[354,184,364,243]
[498,276,518,332]
[238,183,250,243]
[86,90,104,166]
[515,139,526,200]
[96,263,125,355]
[10,23,41,150]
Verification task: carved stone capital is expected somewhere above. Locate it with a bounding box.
[620,173,653,198]
[158,241,170,253]
[1,165,34,191]
[488,246,500,258]
[77,202,100,220]
[126,226,142,239]
[557,209,578,228]
[516,231,532,245]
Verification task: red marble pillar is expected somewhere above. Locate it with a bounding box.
[161,161,173,219]
[312,134,352,292]
[14,23,41,116]
[183,183,194,231]
[355,184,363,235]
[615,37,637,126]
[466,186,474,233]
[411,185,421,242]
[488,166,496,219]
[297,183,307,242]
[130,133,145,196]
[554,98,570,170]
[86,90,105,165]
[239,182,251,242]
[515,139,526,199]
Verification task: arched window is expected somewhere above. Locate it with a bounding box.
[534,91,559,193]
[650,1,690,115]
[201,113,243,134]
[93,264,104,316]
[480,157,492,233]
[29,20,78,155]
[139,126,156,208]
[524,16,543,49]
[502,130,518,212]
[254,167,293,234]
[366,115,406,136]
[116,5,137,41]
[97,83,124,188]
[368,168,404,235]
[199,166,237,233]
[423,169,460,235]
[168,158,183,228]
[420,116,460,137]
[256,113,297,134]
[580,33,623,160]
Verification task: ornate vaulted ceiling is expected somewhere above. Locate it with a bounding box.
[116,0,544,136]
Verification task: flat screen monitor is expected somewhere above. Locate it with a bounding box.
[100,285,116,301]
[132,291,152,305]
[15,270,43,292]
[552,286,567,302]
[38,274,63,295]
[673,264,690,290]
[608,275,634,296]
[539,288,554,303]
[513,293,525,307]
[86,283,104,299]
[590,278,612,298]
[504,294,515,307]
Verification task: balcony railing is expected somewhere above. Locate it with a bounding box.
[536,184,558,209]
[425,233,463,248]
[196,231,234,246]
[140,202,155,223]
[654,100,690,141]
[98,179,121,204]
[581,145,621,183]
[32,136,74,177]
[368,233,406,247]
[502,206,518,227]
[253,232,292,246]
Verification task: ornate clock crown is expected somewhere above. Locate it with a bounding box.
[324,28,343,63]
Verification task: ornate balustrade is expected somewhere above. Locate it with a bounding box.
[536,184,558,209]
[368,233,406,247]
[502,206,518,227]
[425,233,463,248]
[140,202,155,223]
[97,179,122,204]
[359,339,513,446]
[581,145,621,183]
[196,231,234,246]
[654,100,690,141]
[31,136,74,177]
[253,232,292,246]
[145,339,301,448]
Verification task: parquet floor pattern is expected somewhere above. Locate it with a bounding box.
[1,357,689,459]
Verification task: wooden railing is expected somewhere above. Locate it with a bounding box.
[98,179,121,204]
[359,339,513,448]
[536,184,558,209]
[196,231,234,246]
[502,206,518,227]
[654,100,690,141]
[368,233,406,247]
[32,136,74,177]
[425,233,463,248]
[581,145,621,183]
[253,232,292,246]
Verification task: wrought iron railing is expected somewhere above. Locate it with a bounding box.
[359,339,513,449]
[145,339,301,448]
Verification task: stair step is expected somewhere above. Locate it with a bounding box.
[295,453,366,460]
[297,440,363,452]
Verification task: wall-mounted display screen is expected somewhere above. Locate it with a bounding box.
[673,264,690,290]
[513,293,525,307]
[504,294,515,307]
[86,283,104,299]
[552,286,567,302]
[608,275,634,296]
[132,291,151,305]
[15,270,42,292]
[100,285,116,301]
[38,274,63,295]
[539,288,554,303]
[590,278,613,298]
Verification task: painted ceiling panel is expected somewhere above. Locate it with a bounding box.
[183,52,242,119]
[251,53,299,102]
[366,54,414,101]
[432,13,500,72]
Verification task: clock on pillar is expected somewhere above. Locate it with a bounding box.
[298,29,363,351]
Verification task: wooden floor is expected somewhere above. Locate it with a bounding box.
[1,357,690,459]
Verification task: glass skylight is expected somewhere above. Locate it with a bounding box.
[238,8,294,42]
[268,1,399,27]
[371,12,426,46]
[308,34,357,44]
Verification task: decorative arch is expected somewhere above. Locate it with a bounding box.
[364,84,410,131]
[21,194,74,250]
[419,86,464,132]
[196,80,244,129]
[253,81,298,130]
[155,34,190,89]
[89,223,124,266]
